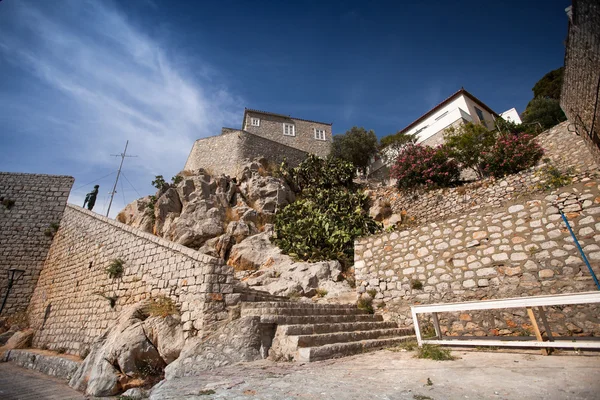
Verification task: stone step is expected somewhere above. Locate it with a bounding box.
[281,321,399,336]
[242,307,368,317]
[296,328,414,348]
[296,335,415,362]
[236,290,289,302]
[260,314,383,325]
[241,301,360,310]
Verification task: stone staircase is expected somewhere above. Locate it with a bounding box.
[241,301,415,362]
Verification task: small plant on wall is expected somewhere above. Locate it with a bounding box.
[94,292,118,308]
[1,197,16,210]
[44,222,60,237]
[106,259,124,279]
[143,296,179,317]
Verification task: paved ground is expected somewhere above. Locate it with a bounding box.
[0,363,85,400]
[1,349,599,400]
[151,348,600,400]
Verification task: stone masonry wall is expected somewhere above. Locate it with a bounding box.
[561,0,600,165]
[184,130,308,178]
[355,179,600,337]
[244,111,332,158]
[372,122,599,225]
[0,172,73,317]
[27,205,235,356]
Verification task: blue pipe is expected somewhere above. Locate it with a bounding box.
[560,211,600,290]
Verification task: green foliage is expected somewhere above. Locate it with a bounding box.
[95,292,118,308]
[411,280,423,290]
[106,258,124,279]
[143,296,179,317]
[1,197,16,210]
[416,344,456,361]
[44,222,60,238]
[331,126,378,174]
[535,161,573,190]
[379,130,417,151]
[366,289,377,298]
[390,144,460,190]
[273,155,380,267]
[357,297,374,314]
[522,97,566,130]
[278,155,355,193]
[532,66,564,100]
[480,133,544,178]
[316,288,328,298]
[171,175,183,185]
[444,122,496,178]
[151,175,167,190]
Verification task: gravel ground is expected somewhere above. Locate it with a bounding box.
[150,348,600,400]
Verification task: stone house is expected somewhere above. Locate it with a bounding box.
[184,108,333,177]
[368,88,517,182]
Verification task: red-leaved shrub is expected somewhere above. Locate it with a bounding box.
[480,133,544,178]
[390,144,460,190]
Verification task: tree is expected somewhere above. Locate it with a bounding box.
[390,144,460,190]
[521,97,567,130]
[331,127,378,174]
[444,122,496,178]
[378,131,418,163]
[480,133,544,178]
[273,155,380,268]
[532,67,564,100]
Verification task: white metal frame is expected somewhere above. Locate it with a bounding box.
[283,123,295,136]
[411,291,600,352]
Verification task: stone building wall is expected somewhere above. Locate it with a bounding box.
[243,111,332,158]
[355,179,600,337]
[184,130,308,177]
[27,205,235,355]
[0,172,73,316]
[561,0,600,165]
[371,122,598,225]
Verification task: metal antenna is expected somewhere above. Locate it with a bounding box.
[106,140,137,217]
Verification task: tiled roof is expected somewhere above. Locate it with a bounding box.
[398,88,499,134]
[243,108,333,126]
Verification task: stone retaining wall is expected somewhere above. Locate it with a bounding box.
[28,205,236,356]
[0,172,73,316]
[371,122,599,225]
[184,130,307,177]
[355,179,600,337]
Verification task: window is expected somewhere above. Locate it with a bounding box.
[435,111,449,121]
[251,117,260,127]
[314,128,326,140]
[474,107,488,128]
[283,123,295,136]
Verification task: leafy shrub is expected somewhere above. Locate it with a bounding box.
[273,155,380,268]
[1,198,16,210]
[171,175,183,185]
[151,175,167,190]
[357,297,374,314]
[522,97,566,130]
[444,122,496,178]
[366,289,377,298]
[411,280,423,290]
[316,288,328,298]
[144,296,178,317]
[416,344,456,361]
[390,144,460,190]
[480,133,544,178]
[106,259,124,278]
[535,161,573,190]
[331,127,378,174]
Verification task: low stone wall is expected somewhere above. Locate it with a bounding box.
[0,172,73,316]
[27,205,236,356]
[371,122,599,225]
[184,130,307,177]
[6,349,81,381]
[355,179,600,337]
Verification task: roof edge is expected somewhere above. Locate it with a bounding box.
[244,108,333,126]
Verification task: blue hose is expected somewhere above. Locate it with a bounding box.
[560,211,600,290]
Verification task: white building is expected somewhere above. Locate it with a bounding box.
[368,88,519,181]
[499,107,522,125]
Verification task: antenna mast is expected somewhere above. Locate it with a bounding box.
[106,140,137,217]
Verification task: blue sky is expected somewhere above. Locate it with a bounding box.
[0,0,570,217]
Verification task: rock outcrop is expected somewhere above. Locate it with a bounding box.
[69,302,185,397]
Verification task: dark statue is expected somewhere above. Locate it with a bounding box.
[83,185,99,211]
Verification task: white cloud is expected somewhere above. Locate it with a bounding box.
[0,0,242,216]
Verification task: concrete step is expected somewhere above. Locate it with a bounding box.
[241,301,360,310]
[260,314,383,325]
[296,328,414,348]
[236,290,289,302]
[296,335,415,362]
[281,321,399,336]
[242,307,368,317]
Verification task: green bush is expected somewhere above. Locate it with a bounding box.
[416,344,456,361]
[522,97,566,130]
[444,122,496,178]
[390,144,459,190]
[535,162,573,190]
[151,175,167,190]
[480,133,544,178]
[106,259,124,279]
[357,297,374,314]
[272,155,380,268]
